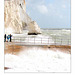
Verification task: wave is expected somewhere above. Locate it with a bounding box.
[5,47,70,72]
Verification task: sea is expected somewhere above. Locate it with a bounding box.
[41,28,71,45]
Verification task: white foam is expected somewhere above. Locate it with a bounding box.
[5,47,71,72]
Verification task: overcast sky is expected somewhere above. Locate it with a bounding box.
[25,0,71,28]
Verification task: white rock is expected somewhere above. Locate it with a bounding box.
[28,21,41,34]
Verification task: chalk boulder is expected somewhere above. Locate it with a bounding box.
[28,21,41,35]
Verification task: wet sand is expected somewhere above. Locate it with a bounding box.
[48,45,71,54]
[4,42,71,55]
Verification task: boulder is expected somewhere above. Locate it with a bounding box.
[28,21,41,35]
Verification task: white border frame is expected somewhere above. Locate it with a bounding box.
[0,0,75,75]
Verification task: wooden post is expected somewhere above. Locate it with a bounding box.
[24,38,26,42]
[55,38,56,45]
[19,37,20,42]
[13,37,15,42]
[55,36,56,45]
[19,38,20,45]
[34,37,35,44]
[28,37,29,43]
[14,37,15,42]
[12,42,14,54]
[20,38,21,43]
[61,39,62,45]
[41,38,42,44]
[48,38,49,44]
[68,39,69,45]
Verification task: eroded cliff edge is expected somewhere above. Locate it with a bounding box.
[4,0,41,34]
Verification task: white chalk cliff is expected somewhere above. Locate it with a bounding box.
[4,0,41,34]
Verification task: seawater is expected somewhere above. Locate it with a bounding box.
[41,28,71,45]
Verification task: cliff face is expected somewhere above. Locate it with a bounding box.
[4,0,23,34]
[4,0,41,34]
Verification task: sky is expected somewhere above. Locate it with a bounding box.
[25,0,71,28]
